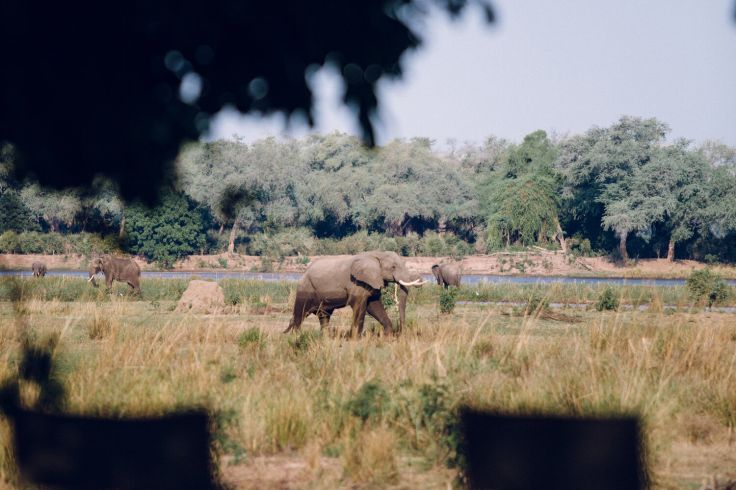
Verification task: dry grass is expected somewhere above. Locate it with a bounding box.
[1,286,735,488]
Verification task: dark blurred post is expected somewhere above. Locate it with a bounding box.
[461,409,644,490]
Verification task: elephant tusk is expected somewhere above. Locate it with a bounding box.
[88,275,95,282]
[398,279,427,287]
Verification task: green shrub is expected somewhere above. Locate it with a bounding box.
[703,254,718,266]
[288,331,320,353]
[217,257,228,268]
[596,286,619,311]
[439,287,459,314]
[247,228,316,258]
[524,291,549,315]
[0,231,19,253]
[224,288,241,306]
[686,268,730,307]
[417,382,462,468]
[212,408,247,464]
[258,256,273,272]
[346,380,390,424]
[237,328,263,349]
[381,285,397,311]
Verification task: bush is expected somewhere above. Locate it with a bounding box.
[346,380,390,424]
[596,286,619,311]
[439,287,458,314]
[381,285,397,311]
[237,328,263,349]
[0,231,122,256]
[524,291,549,315]
[247,228,316,259]
[0,231,19,253]
[686,268,730,307]
[288,331,320,353]
[569,236,593,257]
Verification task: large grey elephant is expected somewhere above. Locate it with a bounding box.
[431,263,462,288]
[88,255,141,295]
[31,262,47,277]
[284,251,426,336]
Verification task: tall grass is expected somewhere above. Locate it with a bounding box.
[3,276,733,309]
[1,282,735,487]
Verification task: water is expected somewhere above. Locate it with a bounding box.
[2,270,735,287]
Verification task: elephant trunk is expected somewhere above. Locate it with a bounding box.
[397,284,408,333]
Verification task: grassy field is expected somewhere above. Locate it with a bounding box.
[0,278,735,488]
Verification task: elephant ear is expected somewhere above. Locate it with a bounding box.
[351,256,384,290]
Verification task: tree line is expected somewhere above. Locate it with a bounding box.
[1,116,735,266]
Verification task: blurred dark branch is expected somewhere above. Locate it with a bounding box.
[0,0,494,203]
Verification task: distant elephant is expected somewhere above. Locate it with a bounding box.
[31,262,47,277]
[284,251,427,336]
[431,263,462,288]
[88,255,141,295]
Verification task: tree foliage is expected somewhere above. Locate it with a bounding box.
[482,130,562,249]
[2,116,736,264]
[124,191,207,267]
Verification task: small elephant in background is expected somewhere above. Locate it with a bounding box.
[88,255,141,295]
[31,262,47,277]
[431,263,462,288]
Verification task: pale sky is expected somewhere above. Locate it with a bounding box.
[207,0,736,147]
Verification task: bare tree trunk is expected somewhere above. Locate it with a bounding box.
[666,238,675,262]
[218,223,224,235]
[228,221,238,254]
[119,212,126,239]
[437,216,447,237]
[618,231,629,262]
[554,218,567,254]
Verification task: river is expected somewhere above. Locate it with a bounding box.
[3,270,735,287]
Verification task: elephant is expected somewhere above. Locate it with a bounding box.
[431,263,462,288]
[284,251,427,336]
[31,262,47,277]
[88,255,141,295]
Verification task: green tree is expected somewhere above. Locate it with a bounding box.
[641,142,711,261]
[556,116,669,261]
[124,191,206,267]
[0,189,38,233]
[178,138,304,253]
[20,183,82,232]
[481,130,565,250]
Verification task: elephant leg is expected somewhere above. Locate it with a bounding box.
[350,298,368,337]
[317,308,336,336]
[105,275,113,291]
[366,300,394,336]
[128,279,141,296]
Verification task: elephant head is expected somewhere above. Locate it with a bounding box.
[351,251,426,289]
[88,257,105,286]
[431,264,442,285]
[351,251,426,332]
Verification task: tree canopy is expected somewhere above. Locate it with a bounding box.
[2,117,736,265]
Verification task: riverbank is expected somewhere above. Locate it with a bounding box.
[2,251,735,279]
